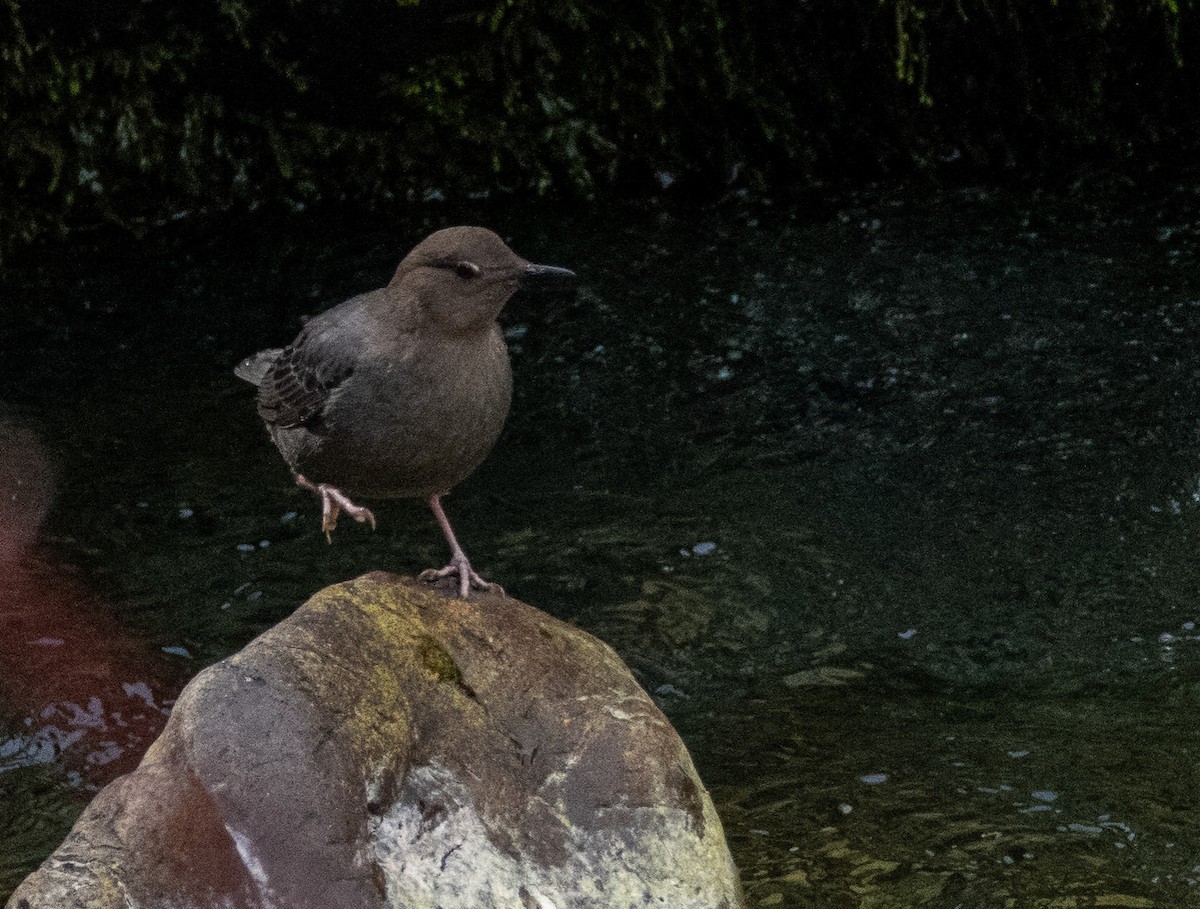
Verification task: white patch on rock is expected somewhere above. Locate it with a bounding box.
[367,760,740,909]
[225,824,277,908]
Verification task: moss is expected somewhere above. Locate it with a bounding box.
[270,578,432,768]
[269,577,490,764]
[416,635,463,685]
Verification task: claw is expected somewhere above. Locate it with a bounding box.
[421,493,502,599]
[295,475,375,542]
[419,554,502,600]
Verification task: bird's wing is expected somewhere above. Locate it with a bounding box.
[234,348,284,386]
[257,328,357,429]
[256,299,372,430]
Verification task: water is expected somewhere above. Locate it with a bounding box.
[4,182,1200,906]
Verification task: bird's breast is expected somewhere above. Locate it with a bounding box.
[287,329,513,499]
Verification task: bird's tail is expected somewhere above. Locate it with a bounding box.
[233,349,284,386]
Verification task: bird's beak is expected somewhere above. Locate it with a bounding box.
[523,263,576,279]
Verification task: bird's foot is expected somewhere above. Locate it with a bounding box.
[419,553,503,600]
[295,475,376,543]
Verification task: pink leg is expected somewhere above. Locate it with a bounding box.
[295,475,376,543]
[418,493,501,599]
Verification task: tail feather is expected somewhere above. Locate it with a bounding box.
[233,349,284,387]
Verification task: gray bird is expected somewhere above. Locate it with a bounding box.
[235,226,574,598]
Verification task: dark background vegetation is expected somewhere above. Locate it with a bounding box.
[2,0,1198,258]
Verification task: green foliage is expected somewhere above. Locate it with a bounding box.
[2,0,1199,256]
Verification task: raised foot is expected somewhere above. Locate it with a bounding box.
[419,554,504,600]
[295,475,376,542]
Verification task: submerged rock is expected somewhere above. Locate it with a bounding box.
[7,572,743,909]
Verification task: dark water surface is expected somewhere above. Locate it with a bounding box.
[4,184,1200,906]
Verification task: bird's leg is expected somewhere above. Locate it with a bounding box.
[295,474,376,543]
[418,493,501,599]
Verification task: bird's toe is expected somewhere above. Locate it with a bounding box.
[419,560,499,600]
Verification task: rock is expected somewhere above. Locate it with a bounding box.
[7,572,744,909]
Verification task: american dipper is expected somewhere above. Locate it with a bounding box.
[235,226,574,598]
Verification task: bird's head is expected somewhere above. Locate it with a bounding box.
[391,226,574,334]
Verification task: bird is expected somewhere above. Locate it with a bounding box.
[235,226,575,598]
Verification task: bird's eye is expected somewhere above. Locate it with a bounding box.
[455,261,481,279]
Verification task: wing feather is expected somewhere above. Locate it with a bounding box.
[256,324,356,430]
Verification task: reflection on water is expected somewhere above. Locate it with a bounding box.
[4,183,1200,904]
[0,423,180,894]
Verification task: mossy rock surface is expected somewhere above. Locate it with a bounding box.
[6,572,743,909]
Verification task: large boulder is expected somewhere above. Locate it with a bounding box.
[7,572,744,909]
